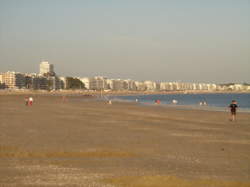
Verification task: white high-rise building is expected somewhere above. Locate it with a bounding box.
[39,61,54,75]
[0,74,3,83]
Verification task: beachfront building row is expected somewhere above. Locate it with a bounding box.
[1,61,250,91]
[160,82,218,91]
[80,77,155,91]
[1,71,250,92]
[0,71,63,90]
[80,77,137,91]
[79,78,250,92]
[78,77,217,91]
[26,74,62,90]
[1,71,249,92]
[0,61,62,90]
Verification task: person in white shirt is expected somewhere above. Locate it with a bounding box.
[28,97,34,106]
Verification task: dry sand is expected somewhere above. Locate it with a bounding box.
[0,95,250,187]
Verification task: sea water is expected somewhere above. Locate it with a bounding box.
[110,93,250,113]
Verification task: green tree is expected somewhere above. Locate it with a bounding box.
[242,82,250,86]
[66,77,85,89]
[0,83,5,89]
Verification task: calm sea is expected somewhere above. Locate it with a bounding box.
[109,93,250,112]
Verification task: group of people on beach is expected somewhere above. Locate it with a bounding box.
[25,96,34,106]
[199,101,207,106]
[23,95,239,122]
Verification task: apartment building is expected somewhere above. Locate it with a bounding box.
[40,61,55,76]
[1,71,25,89]
[108,79,126,90]
[89,76,108,90]
[135,81,146,91]
[124,79,137,90]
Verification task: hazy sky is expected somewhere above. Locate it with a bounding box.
[0,0,249,83]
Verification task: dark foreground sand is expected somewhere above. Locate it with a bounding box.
[0,95,250,187]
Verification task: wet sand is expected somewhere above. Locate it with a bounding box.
[0,95,250,187]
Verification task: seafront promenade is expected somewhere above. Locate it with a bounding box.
[0,95,250,187]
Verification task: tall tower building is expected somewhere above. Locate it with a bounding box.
[39,61,55,75]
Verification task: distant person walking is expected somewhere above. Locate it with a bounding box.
[172,99,178,104]
[24,97,29,106]
[28,97,34,106]
[62,95,67,103]
[229,100,238,121]
[155,99,160,104]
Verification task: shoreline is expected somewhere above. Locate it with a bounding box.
[108,98,250,114]
[1,90,249,113]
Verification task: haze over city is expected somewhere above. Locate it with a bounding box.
[0,0,249,83]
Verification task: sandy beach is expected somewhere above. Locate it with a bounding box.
[0,95,250,187]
